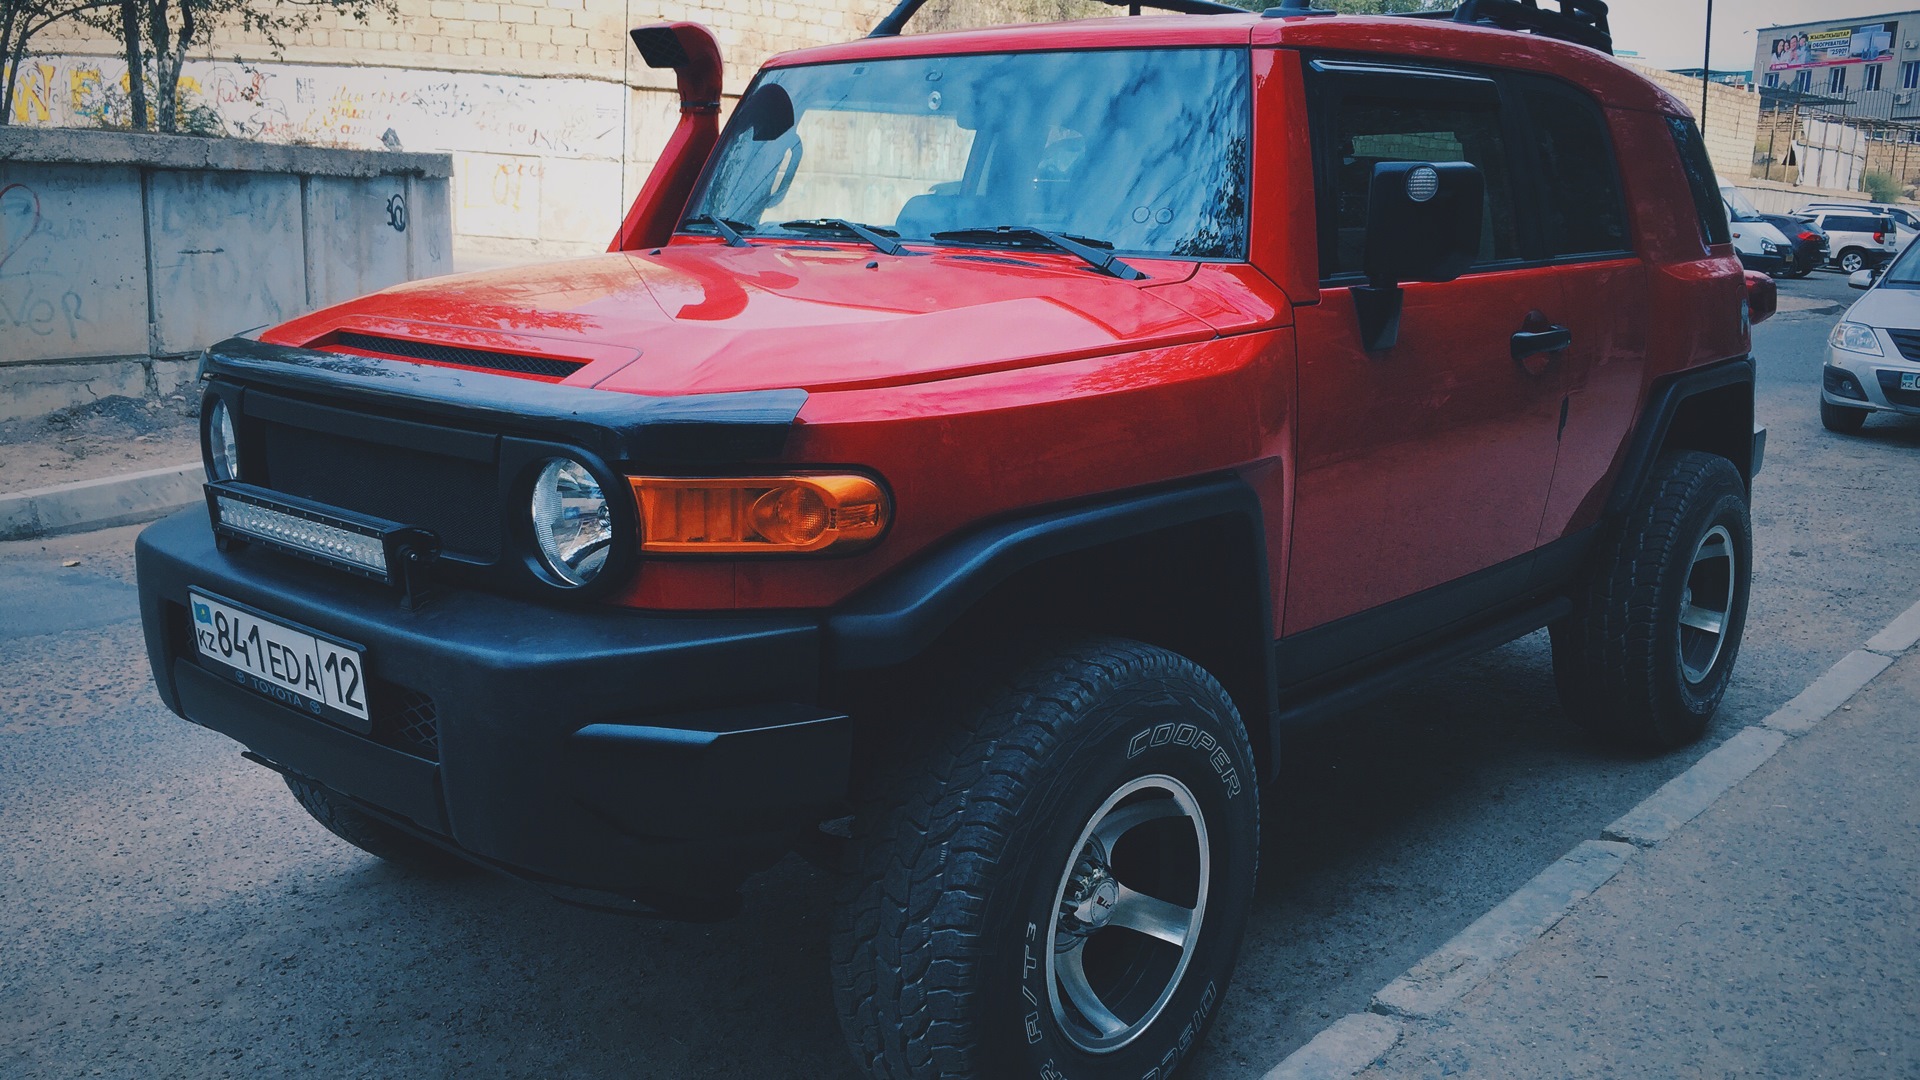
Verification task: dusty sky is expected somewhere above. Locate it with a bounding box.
[1609,0,1905,70]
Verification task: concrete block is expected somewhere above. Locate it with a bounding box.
[1603,726,1789,847]
[0,462,201,540]
[407,177,454,277]
[1262,1013,1402,1080]
[0,358,150,423]
[0,163,151,362]
[305,176,412,307]
[146,170,306,355]
[1372,840,1635,1019]
[1762,650,1895,735]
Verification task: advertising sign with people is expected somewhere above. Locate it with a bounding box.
[1767,23,1896,70]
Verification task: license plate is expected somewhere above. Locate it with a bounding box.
[1903,373,1920,392]
[188,589,371,732]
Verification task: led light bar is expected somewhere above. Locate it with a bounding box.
[203,483,441,594]
[215,495,389,576]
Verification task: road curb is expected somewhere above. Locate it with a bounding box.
[0,462,201,541]
[1259,608,1919,1080]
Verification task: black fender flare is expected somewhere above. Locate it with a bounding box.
[1602,355,1759,523]
[825,473,1274,674]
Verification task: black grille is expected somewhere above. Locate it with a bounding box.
[374,683,441,761]
[259,422,501,559]
[1884,329,1920,364]
[334,332,584,380]
[1877,369,1920,409]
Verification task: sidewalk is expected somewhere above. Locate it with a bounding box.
[1353,650,1920,1078]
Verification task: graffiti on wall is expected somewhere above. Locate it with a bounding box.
[10,56,624,158]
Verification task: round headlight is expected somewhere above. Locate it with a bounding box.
[530,458,613,586]
[207,398,240,482]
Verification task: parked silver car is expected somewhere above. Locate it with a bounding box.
[1822,250,1920,432]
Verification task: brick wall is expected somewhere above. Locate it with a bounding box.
[1623,64,1760,183]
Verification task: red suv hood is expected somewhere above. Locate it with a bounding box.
[265,244,1221,395]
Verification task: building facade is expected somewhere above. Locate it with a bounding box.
[1753,10,1920,122]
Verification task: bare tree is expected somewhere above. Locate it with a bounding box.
[1,0,113,124]
[97,0,395,133]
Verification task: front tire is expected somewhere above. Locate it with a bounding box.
[831,637,1259,1080]
[1821,399,1869,433]
[1551,451,1752,749]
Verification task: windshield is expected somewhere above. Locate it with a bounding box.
[1720,185,1763,222]
[683,48,1251,259]
[1878,234,1920,287]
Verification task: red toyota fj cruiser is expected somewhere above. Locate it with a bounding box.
[136,0,1777,1074]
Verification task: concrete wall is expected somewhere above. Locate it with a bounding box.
[0,127,450,422]
[10,0,1094,267]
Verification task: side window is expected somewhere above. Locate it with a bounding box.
[1512,75,1630,257]
[1317,82,1521,278]
[1666,116,1731,248]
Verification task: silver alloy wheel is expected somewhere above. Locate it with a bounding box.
[1045,774,1210,1054]
[1678,524,1736,684]
[1841,251,1865,273]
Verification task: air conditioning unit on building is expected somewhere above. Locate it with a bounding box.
[1899,92,1914,104]
[1907,39,1919,49]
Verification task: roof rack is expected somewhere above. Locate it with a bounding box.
[866,0,1611,53]
[1413,0,1613,54]
[869,0,1244,38]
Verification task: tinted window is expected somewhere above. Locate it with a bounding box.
[1514,75,1629,256]
[1666,117,1730,247]
[1320,92,1520,276]
[1826,215,1888,233]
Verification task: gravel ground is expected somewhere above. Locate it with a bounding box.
[0,395,201,494]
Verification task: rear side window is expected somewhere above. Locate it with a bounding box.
[1513,75,1629,256]
[1826,215,1889,233]
[1666,117,1730,248]
[1319,90,1521,277]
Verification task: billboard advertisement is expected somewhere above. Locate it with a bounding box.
[1767,22,1897,71]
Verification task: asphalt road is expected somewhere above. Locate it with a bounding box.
[2,269,1913,1079]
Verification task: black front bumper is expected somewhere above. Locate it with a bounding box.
[137,510,849,910]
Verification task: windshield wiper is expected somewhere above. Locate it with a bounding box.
[683,213,754,247]
[928,226,1147,280]
[777,218,919,257]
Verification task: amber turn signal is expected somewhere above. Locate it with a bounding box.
[629,474,889,554]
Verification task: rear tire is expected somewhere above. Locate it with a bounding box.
[1551,451,1751,749]
[284,775,476,873]
[831,637,1259,1080]
[1821,399,1869,434]
[1839,249,1866,273]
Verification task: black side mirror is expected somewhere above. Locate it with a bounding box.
[1353,161,1484,351]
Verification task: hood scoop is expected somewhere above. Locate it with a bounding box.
[327,332,587,381]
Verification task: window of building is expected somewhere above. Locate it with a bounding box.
[1795,70,1813,93]
[1903,60,1920,89]
[1866,64,1884,91]
[1829,66,1848,95]
[1764,72,1780,88]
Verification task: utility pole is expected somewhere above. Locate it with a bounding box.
[1701,0,1714,132]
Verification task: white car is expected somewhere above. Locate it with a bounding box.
[1797,208,1899,274]
[1794,201,1919,250]
[1720,185,1794,275]
[1822,251,1920,432]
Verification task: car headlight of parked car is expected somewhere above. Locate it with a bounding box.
[1829,321,1883,355]
[530,458,613,587]
[205,397,241,482]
